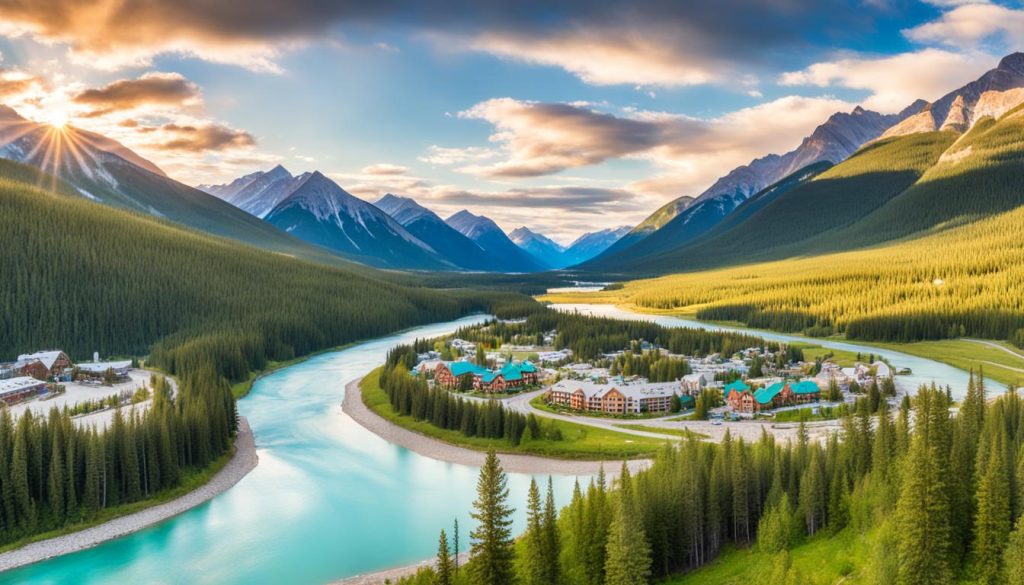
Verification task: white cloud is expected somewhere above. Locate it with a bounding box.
[418,145,499,165]
[467,28,721,87]
[445,95,857,199]
[904,4,1024,49]
[779,48,994,112]
[362,163,409,175]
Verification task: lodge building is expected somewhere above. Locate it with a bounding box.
[434,360,539,393]
[726,379,821,414]
[546,379,679,415]
[15,350,72,381]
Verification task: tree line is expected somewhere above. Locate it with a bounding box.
[380,347,560,446]
[0,166,524,383]
[451,309,770,362]
[398,372,1024,585]
[0,371,235,545]
[608,351,691,382]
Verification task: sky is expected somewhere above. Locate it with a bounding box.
[0,0,1021,243]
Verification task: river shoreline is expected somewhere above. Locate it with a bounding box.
[342,377,650,476]
[0,417,258,573]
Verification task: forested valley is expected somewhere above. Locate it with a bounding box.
[0,373,235,547]
[400,373,1024,585]
[0,159,525,546]
[0,159,519,383]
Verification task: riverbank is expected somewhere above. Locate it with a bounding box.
[343,377,650,475]
[0,417,258,573]
[334,553,470,585]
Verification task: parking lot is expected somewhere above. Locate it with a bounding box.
[7,369,153,419]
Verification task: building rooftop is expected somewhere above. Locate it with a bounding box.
[77,361,133,374]
[15,350,67,370]
[0,376,46,397]
[550,379,678,400]
[725,380,751,394]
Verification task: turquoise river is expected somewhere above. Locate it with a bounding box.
[0,304,995,584]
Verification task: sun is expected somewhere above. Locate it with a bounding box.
[40,109,71,130]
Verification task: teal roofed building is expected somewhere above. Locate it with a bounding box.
[791,380,822,403]
[434,360,539,393]
[754,382,787,406]
[448,362,489,377]
[724,380,750,395]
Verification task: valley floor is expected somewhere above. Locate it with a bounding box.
[541,292,1024,391]
[343,376,652,475]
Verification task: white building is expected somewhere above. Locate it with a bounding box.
[681,373,707,395]
[0,376,47,404]
[547,379,679,414]
[77,360,133,377]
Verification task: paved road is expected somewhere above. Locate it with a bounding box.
[964,338,1024,360]
[502,388,839,444]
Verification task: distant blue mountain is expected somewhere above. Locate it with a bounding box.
[446,210,547,272]
[374,194,502,271]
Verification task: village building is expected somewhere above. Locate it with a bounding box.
[752,382,794,411]
[791,380,822,403]
[0,376,48,405]
[725,380,756,413]
[433,360,539,393]
[536,349,573,364]
[727,379,823,414]
[15,350,72,380]
[77,360,133,380]
[546,379,679,415]
[814,362,853,388]
[681,373,708,395]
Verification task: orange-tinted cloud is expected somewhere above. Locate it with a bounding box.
[151,123,255,152]
[73,72,200,116]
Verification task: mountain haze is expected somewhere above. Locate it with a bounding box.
[374,193,500,271]
[446,210,546,272]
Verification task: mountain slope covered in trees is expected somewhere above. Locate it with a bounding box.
[0,159,506,381]
[0,109,358,269]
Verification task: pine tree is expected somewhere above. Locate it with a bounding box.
[895,388,953,585]
[517,479,546,585]
[469,450,515,585]
[604,464,651,585]
[543,477,560,585]
[453,518,460,575]
[1006,518,1024,585]
[436,529,453,585]
[973,438,1012,584]
[758,496,795,553]
[561,480,586,585]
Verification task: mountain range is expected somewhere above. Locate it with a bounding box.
[510,225,632,269]
[583,52,1024,273]
[374,194,500,271]
[583,52,1024,276]
[2,52,1023,279]
[446,210,546,272]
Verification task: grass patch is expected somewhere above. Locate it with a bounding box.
[662,527,870,585]
[0,445,233,554]
[789,342,862,367]
[870,338,1024,388]
[772,404,849,423]
[361,370,666,460]
[614,424,708,439]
